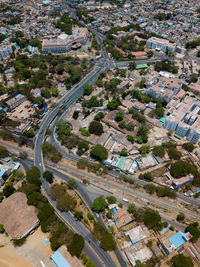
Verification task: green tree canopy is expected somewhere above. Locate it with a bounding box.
[186,222,200,242]
[43,170,53,183]
[170,254,194,267]
[90,145,108,161]
[67,178,77,189]
[89,121,103,136]
[92,197,107,213]
[67,233,84,258]
[144,209,161,230]
[153,146,165,157]
[170,160,197,178]
[106,196,116,204]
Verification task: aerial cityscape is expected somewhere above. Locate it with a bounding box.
[0,0,199,267]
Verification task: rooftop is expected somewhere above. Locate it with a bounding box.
[0,192,39,239]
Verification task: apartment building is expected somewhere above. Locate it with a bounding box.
[146,37,186,54]
[164,98,200,143]
[146,75,182,103]
[42,27,89,54]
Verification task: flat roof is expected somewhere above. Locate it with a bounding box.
[169,232,188,249]
[51,250,70,267]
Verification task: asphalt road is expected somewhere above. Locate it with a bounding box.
[20,157,186,232]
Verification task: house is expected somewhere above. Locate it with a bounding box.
[51,245,83,267]
[125,226,146,244]
[161,231,192,255]
[6,94,27,110]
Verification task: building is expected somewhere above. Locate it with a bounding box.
[0,45,13,58]
[0,165,12,186]
[51,245,83,267]
[146,74,182,103]
[164,97,200,143]
[189,83,200,95]
[42,27,89,54]
[171,174,193,189]
[146,37,186,55]
[131,51,147,57]
[146,37,176,53]
[0,192,39,239]
[161,231,191,255]
[125,226,146,244]
[6,94,27,110]
[123,241,153,266]
[111,206,134,229]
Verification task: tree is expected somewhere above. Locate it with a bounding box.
[3,184,15,198]
[182,142,195,152]
[129,61,136,70]
[153,146,165,157]
[139,172,154,182]
[107,99,121,110]
[115,110,124,122]
[83,84,93,96]
[186,222,200,242]
[43,171,53,183]
[74,211,83,221]
[170,160,197,178]
[168,147,182,160]
[144,184,156,195]
[42,142,62,163]
[127,203,136,214]
[67,233,84,258]
[89,121,103,136]
[0,145,9,158]
[144,209,161,230]
[94,112,104,121]
[67,178,77,189]
[118,120,126,128]
[139,145,150,155]
[92,197,107,213]
[120,148,128,156]
[100,233,116,251]
[90,145,108,161]
[106,196,116,204]
[78,140,89,152]
[51,184,66,200]
[176,212,185,222]
[0,224,4,233]
[26,166,41,187]
[127,135,134,143]
[57,193,77,211]
[170,254,194,267]
[72,110,79,120]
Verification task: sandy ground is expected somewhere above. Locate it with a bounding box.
[0,246,33,267]
[0,228,54,267]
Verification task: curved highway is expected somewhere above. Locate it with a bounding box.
[33,10,172,267]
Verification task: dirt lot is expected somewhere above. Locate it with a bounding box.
[0,227,54,267]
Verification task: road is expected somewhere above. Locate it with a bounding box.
[31,7,193,266]
[20,157,186,232]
